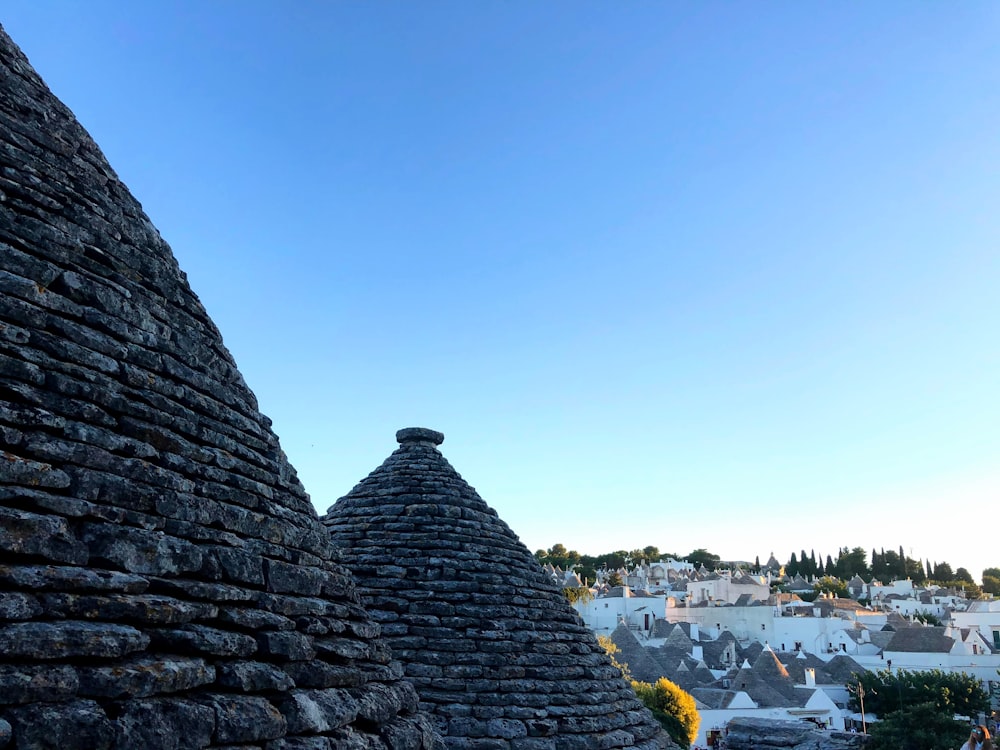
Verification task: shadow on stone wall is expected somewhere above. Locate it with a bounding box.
[0,23,437,749]
[724,718,870,750]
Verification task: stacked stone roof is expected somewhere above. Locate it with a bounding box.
[323,427,673,749]
[0,25,436,749]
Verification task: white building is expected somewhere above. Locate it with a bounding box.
[950,599,1000,651]
[573,586,667,636]
[687,570,770,606]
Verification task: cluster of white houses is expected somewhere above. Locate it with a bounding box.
[549,559,1000,747]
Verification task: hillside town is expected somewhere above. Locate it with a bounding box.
[548,556,1000,747]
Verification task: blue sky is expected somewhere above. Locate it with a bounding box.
[5,3,999,581]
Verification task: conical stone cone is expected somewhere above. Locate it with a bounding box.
[323,428,674,749]
[0,25,437,749]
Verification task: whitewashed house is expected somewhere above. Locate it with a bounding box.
[573,585,667,636]
[687,570,770,606]
[950,599,1000,651]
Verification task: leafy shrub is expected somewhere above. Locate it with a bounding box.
[631,678,700,748]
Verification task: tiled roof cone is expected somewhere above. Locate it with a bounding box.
[0,26,437,749]
[322,428,675,749]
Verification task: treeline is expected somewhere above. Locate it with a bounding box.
[849,669,989,750]
[782,545,965,584]
[534,544,720,585]
[783,545,982,596]
[535,543,996,597]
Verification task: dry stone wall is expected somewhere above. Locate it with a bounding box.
[323,428,676,750]
[725,718,869,750]
[0,24,437,750]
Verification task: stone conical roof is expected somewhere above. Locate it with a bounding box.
[0,25,435,749]
[323,427,673,749]
[610,623,669,685]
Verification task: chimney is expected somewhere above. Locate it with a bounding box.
[692,645,704,661]
[805,668,816,687]
[691,623,700,641]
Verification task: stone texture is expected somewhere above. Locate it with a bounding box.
[4,700,114,750]
[0,24,437,749]
[323,428,675,749]
[724,718,870,750]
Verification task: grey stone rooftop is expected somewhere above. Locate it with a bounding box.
[0,23,436,748]
[323,428,674,749]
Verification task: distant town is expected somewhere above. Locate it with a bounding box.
[537,545,1000,747]
[536,544,999,593]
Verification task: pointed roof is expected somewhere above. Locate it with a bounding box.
[699,637,737,670]
[726,650,800,707]
[884,626,955,653]
[0,25,434,748]
[690,688,744,709]
[664,623,695,652]
[778,651,828,683]
[670,661,699,692]
[692,660,717,685]
[752,648,791,681]
[740,640,765,664]
[649,619,675,639]
[564,571,585,587]
[610,624,670,685]
[323,428,672,749]
[822,654,866,683]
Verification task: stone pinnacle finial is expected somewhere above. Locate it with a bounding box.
[396,427,445,445]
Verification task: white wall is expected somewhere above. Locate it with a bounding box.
[666,602,779,644]
[574,594,667,635]
[686,575,770,606]
[952,603,1000,650]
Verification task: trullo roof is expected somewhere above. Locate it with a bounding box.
[323,427,674,749]
[0,25,436,749]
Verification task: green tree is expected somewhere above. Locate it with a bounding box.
[536,544,582,571]
[562,587,593,605]
[937,579,982,600]
[685,549,720,571]
[983,571,1000,596]
[631,678,701,748]
[913,610,942,626]
[786,552,799,577]
[848,668,988,722]
[984,575,1000,595]
[837,546,868,578]
[799,549,812,577]
[595,551,629,570]
[932,561,954,581]
[906,556,926,584]
[873,548,904,581]
[813,576,848,598]
[956,567,974,584]
[866,701,968,750]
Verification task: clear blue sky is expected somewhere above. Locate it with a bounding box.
[5,3,999,581]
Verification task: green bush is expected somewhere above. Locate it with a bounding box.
[866,701,968,750]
